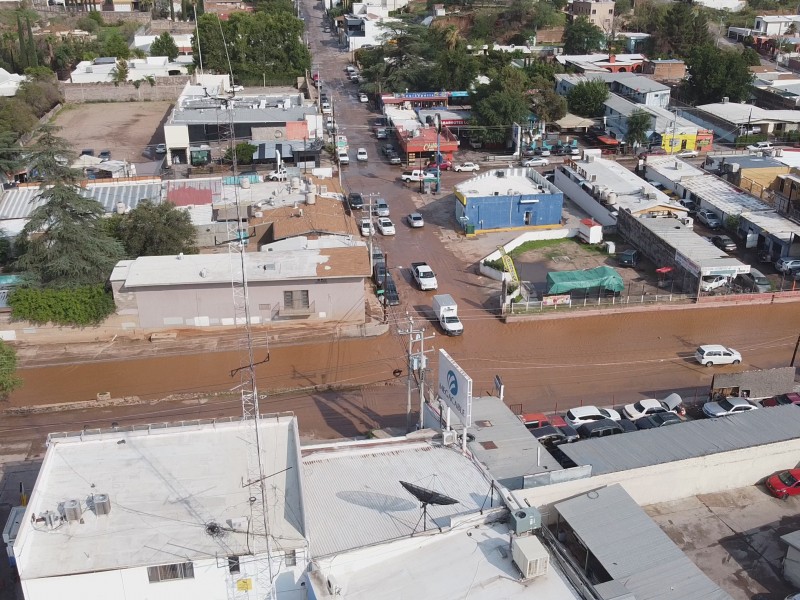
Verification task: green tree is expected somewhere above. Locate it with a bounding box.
[25,125,77,184]
[567,79,608,117]
[16,14,27,70]
[225,142,257,165]
[149,32,179,60]
[107,200,198,257]
[471,66,532,144]
[0,131,21,178]
[0,340,22,400]
[111,59,129,86]
[563,16,606,55]
[25,17,37,68]
[624,109,651,149]
[531,87,567,124]
[683,45,754,105]
[103,31,130,59]
[655,2,711,56]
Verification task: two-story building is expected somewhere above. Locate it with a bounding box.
[567,0,615,31]
[555,73,671,108]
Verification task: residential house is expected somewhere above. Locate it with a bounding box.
[753,15,800,36]
[603,94,705,153]
[454,167,564,233]
[555,72,671,108]
[109,246,370,329]
[567,0,615,31]
[69,57,189,84]
[339,4,400,52]
[0,68,24,97]
[555,53,645,74]
[683,101,800,142]
[703,154,789,196]
[640,58,686,81]
[134,33,195,57]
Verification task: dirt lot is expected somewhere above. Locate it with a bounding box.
[53,102,173,164]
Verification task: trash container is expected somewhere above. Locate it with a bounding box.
[465,224,476,235]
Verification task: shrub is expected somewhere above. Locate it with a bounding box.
[483,258,507,271]
[8,285,116,326]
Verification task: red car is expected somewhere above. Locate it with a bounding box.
[766,469,800,499]
[426,161,452,171]
[761,392,800,407]
[519,412,550,429]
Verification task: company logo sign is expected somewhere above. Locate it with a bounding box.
[438,350,473,427]
[447,370,458,396]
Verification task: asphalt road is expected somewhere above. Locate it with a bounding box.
[4,2,800,441]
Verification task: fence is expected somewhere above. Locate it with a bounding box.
[505,290,693,315]
[60,77,191,103]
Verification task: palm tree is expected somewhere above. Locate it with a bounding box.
[443,25,460,51]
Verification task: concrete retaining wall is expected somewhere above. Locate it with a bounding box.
[479,227,577,282]
[60,77,189,103]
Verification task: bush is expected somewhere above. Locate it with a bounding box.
[0,340,21,400]
[483,258,507,271]
[8,285,116,326]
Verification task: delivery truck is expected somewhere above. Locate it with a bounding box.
[432,294,463,336]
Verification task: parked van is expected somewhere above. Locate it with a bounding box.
[576,419,624,439]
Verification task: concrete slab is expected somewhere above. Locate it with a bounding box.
[647,487,800,599]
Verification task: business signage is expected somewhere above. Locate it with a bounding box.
[437,349,473,427]
[674,250,699,276]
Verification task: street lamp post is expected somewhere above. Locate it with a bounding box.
[434,113,442,193]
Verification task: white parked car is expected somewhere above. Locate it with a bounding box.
[702,397,757,418]
[676,149,699,158]
[564,406,622,428]
[522,157,549,167]
[359,92,368,103]
[356,148,368,161]
[453,162,480,172]
[407,212,424,228]
[155,143,167,155]
[775,257,800,272]
[376,217,396,235]
[359,218,374,237]
[747,141,773,154]
[622,396,680,420]
[700,275,729,292]
[694,344,742,367]
[337,150,349,165]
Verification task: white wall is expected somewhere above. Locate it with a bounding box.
[512,436,800,523]
[164,124,190,163]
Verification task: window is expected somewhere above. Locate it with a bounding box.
[283,290,310,310]
[591,8,596,13]
[285,550,297,567]
[147,562,195,583]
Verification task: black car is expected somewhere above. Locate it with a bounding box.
[373,263,388,287]
[348,192,364,210]
[530,425,567,446]
[618,249,638,267]
[576,418,624,439]
[635,412,683,429]
[711,235,737,253]
[381,144,396,156]
[617,418,638,433]
[380,274,400,306]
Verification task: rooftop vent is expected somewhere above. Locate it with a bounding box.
[199,268,209,278]
[512,535,549,579]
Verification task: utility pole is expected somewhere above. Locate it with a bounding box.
[399,316,433,433]
[363,193,379,270]
[791,332,800,367]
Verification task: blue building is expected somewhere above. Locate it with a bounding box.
[454,167,563,233]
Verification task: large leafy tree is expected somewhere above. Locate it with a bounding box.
[103,31,130,59]
[567,79,608,117]
[471,66,532,144]
[107,200,197,257]
[563,17,606,55]
[655,2,711,57]
[683,45,754,105]
[0,340,21,400]
[531,87,567,124]
[0,131,21,179]
[14,127,123,288]
[150,32,179,60]
[624,109,651,149]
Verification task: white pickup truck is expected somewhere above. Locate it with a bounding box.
[400,169,435,183]
[411,262,438,291]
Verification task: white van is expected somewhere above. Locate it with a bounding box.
[337,149,349,165]
[321,101,332,115]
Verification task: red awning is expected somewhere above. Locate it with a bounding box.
[597,136,620,146]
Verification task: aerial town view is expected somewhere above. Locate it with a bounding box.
[4,0,800,597]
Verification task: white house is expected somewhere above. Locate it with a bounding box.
[134,33,195,56]
[69,56,189,84]
[0,68,24,97]
[14,416,308,600]
[753,14,800,36]
[555,72,671,108]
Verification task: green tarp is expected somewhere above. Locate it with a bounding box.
[546,266,625,295]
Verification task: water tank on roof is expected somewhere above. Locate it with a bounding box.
[306,192,316,205]
[241,178,251,189]
[291,177,301,191]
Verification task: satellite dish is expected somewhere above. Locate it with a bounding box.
[400,481,458,533]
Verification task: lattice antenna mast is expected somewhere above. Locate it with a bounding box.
[214,16,275,590]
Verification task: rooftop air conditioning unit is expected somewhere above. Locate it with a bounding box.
[441,430,457,445]
[590,174,597,182]
[93,493,111,516]
[63,499,81,522]
[512,535,549,579]
[496,171,505,178]
[510,507,541,535]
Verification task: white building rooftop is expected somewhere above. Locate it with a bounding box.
[741,210,800,243]
[112,246,367,288]
[301,437,492,557]
[455,167,559,197]
[0,67,24,97]
[14,416,306,579]
[309,514,581,600]
[696,103,800,125]
[384,106,422,133]
[645,155,705,183]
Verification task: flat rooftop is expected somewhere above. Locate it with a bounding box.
[557,72,669,93]
[631,215,748,271]
[309,514,581,600]
[455,167,559,198]
[741,209,800,243]
[300,437,491,557]
[645,155,705,182]
[15,417,305,579]
[111,245,369,288]
[467,396,561,488]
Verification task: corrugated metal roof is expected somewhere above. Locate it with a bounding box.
[468,397,561,489]
[561,405,800,475]
[301,440,491,557]
[0,182,162,220]
[556,484,733,600]
[165,178,222,206]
